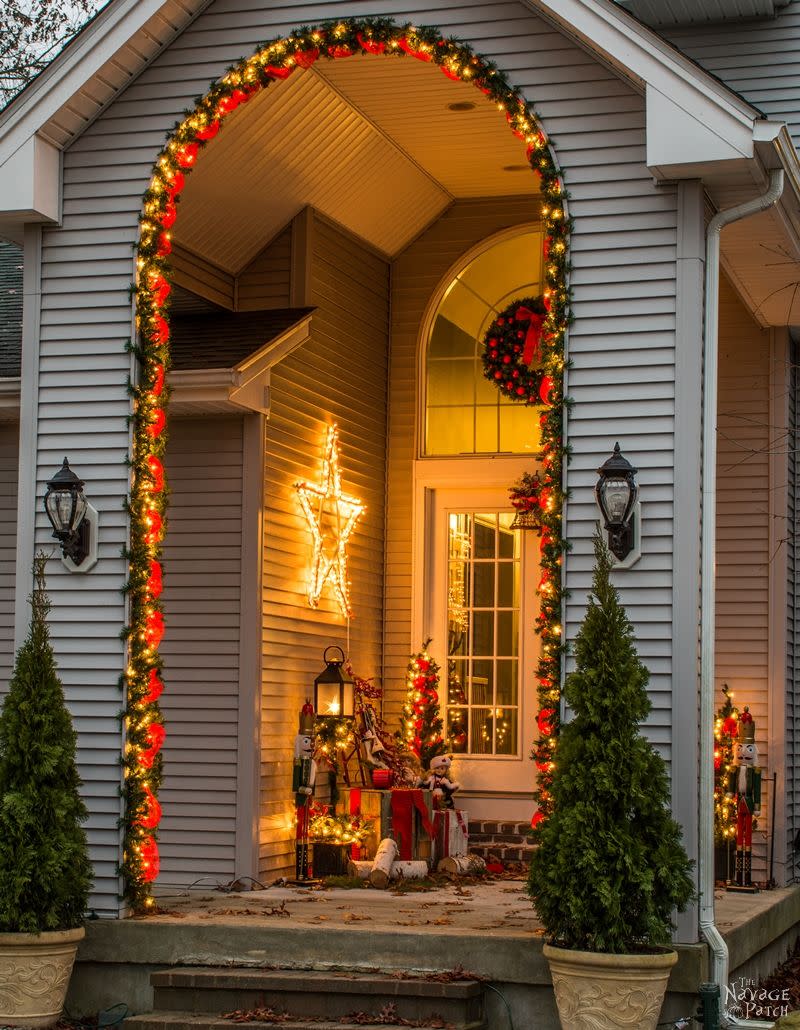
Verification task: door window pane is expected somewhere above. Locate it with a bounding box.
[446,510,521,756]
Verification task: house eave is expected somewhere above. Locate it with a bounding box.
[0,377,21,418]
[169,313,312,416]
[0,0,765,191]
[526,0,761,176]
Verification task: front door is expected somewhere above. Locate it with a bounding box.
[428,487,539,819]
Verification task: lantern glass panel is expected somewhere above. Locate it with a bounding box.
[341,680,354,718]
[316,681,342,717]
[600,477,631,524]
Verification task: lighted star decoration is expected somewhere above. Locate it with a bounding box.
[294,424,365,618]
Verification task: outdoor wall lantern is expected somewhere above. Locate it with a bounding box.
[595,442,639,563]
[44,458,98,572]
[314,645,354,719]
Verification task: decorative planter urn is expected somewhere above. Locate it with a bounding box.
[0,926,85,1028]
[543,942,677,1030]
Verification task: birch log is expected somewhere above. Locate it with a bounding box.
[437,853,487,875]
[390,860,428,881]
[346,859,373,880]
[369,837,399,888]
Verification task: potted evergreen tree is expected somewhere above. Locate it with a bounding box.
[0,555,92,1028]
[528,534,694,1030]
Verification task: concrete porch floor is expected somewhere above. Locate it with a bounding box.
[68,879,800,1029]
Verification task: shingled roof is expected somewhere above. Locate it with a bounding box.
[0,240,22,377]
[170,307,314,371]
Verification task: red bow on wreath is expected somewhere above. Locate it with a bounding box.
[515,307,545,366]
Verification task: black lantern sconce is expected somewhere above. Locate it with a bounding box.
[314,645,354,719]
[44,458,97,570]
[595,443,639,563]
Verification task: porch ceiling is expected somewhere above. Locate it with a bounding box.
[707,165,800,327]
[722,208,800,327]
[172,57,538,271]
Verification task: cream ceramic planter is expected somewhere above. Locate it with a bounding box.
[0,926,85,1028]
[543,942,677,1030]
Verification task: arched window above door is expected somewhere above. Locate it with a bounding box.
[423,227,545,457]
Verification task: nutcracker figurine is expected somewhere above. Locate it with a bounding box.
[725,707,761,892]
[293,700,317,880]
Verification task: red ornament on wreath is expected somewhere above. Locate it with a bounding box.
[481,295,549,404]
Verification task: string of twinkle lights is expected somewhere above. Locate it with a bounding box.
[125,15,570,910]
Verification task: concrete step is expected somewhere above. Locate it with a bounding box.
[126,1014,487,1030]
[142,967,485,1027]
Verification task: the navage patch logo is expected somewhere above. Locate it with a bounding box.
[724,976,791,1022]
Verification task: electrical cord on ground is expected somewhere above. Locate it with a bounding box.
[483,983,515,1030]
[61,1003,129,1028]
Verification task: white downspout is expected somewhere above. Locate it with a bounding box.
[699,168,784,1028]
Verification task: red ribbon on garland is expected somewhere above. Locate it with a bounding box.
[516,306,545,366]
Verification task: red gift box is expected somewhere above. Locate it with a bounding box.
[372,768,394,789]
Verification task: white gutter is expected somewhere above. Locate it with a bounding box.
[699,167,784,1029]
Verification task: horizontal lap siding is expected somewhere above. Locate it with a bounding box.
[514,17,677,751]
[387,196,540,721]
[0,424,17,691]
[664,4,800,149]
[260,212,388,879]
[716,275,771,876]
[238,226,292,310]
[158,415,243,885]
[49,0,682,911]
[39,205,133,914]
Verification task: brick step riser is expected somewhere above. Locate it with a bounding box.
[468,843,535,864]
[126,1018,488,1030]
[152,986,482,1023]
[467,822,531,836]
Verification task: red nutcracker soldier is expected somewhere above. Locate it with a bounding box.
[725,707,761,892]
[292,700,317,880]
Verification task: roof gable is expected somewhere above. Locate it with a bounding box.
[0,0,769,230]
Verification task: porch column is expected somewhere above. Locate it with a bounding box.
[671,180,704,943]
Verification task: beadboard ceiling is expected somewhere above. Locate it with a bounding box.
[173,56,539,271]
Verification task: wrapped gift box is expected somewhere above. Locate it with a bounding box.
[433,809,469,867]
[339,787,434,863]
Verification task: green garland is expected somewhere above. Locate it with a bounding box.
[125,15,570,908]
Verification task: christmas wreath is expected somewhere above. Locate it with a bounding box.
[481,295,550,404]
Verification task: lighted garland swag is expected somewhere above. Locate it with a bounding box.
[123,15,571,910]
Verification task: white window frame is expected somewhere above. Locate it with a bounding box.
[412,462,540,795]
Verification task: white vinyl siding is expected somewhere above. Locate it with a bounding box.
[716,274,771,877]
[0,423,17,691]
[259,211,389,879]
[171,243,235,310]
[237,225,292,311]
[38,0,689,911]
[664,2,800,149]
[37,215,132,914]
[157,414,244,887]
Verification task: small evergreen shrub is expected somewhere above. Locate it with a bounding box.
[528,533,694,953]
[0,555,92,932]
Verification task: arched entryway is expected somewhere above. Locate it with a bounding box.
[123,17,570,910]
